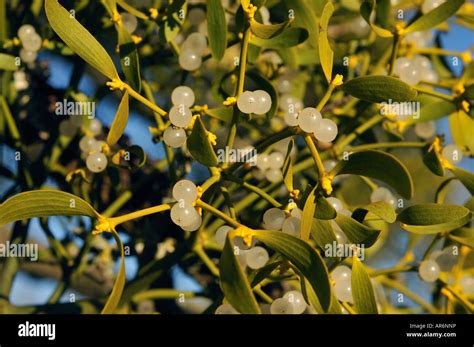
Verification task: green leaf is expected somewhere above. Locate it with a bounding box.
[249,259,283,288]
[318,1,334,83]
[252,229,332,312]
[360,0,394,38]
[450,111,474,154]
[0,190,100,225]
[219,234,260,314]
[207,0,227,61]
[332,150,414,199]
[398,204,472,234]
[250,27,309,48]
[352,201,397,223]
[315,196,337,220]
[422,143,445,176]
[449,166,474,195]
[351,257,378,314]
[301,277,342,314]
[247,70,278,118]
[435,178,457,204]
[117,26,141,92]
[205,107,233,123]
[107,91,129,146]
[335,214,381,247]
[116,0,149,19]
[187,117,218,167]
[311,218,337,250]
[250,19,291,39]
[102,229,126,313]
[0,54,17,71]
[283,0,319,48]
[282,139,294,193]
[301,185,317,241]
[405,0,465,33]
[342,76,417,103]
[45,0,119,80]
[159,2,186,43]
[408,98,456,124]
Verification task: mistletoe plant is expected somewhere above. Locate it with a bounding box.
[0,0,473,315]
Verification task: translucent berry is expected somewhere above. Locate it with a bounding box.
[19,48,37,63]
[214,225,233,248]
[281,217,301,237]
[252,90,272,115]
[290,208,302,219]
[265,168,283,183]
[394,57,411,76]
[169,105,192,128]
[314,119,338,143]
[334,279,353,303]
[237,91,257,114]
[172,179,198,204]
[418,260,440,282]
[283,111,299,126]
[270,298,294,314]
[121,12,138,33]
[89,119,102,136]
[79,136,97,153]
[86,152,108,173]
[263,208,286,230]
[283,290,307,314]
[182,32,208,55]
[370,187,396,208]
[171,86,195,107]
[331,266,352,282]
[442,144,463,165]
[279,94,303,114]
[412,55,432,71]
[22,32,42,52]
[277,77,292,94]
[181,212,202,231]
[90,140,106,153]
[215,304,239,314]
[245,246,269,269]
[326,197,343,212]
[18,24,36,42]
[268,152,284,169]
[163,126,187,148]
[179,49,202,71]
[297,107,322,133]
[256,153,270,170]
[170,204,200,227]
[399,66,420,86]
[414,121,436,139]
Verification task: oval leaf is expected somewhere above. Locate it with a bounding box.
[335,214,381,248]
[219,234,260,314]
[250,19,291,39]
[332,150,414,199]
[423,143,445,176]
[360,0,394,38]
[315,196,337,220]
[311,219,338,251]
[301,185,317,241]
[0,190,100,225]
[250,27,309,48]
[405,0,465,33]
[282,139,294,193]
[398,204,472,234]
[0,53,17,71]
[107,91,129,146]
[45,0,119,80]
[343,76,417,103]
[187,117,218,167]
[448,166,474,195]
[352,256,378,314]
[318,1,334,83]
[252,229,332,312]
[118,26,141,92]
[207,0,227,61]
[352,201,397,223]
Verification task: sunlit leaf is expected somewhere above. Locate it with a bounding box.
[342,76,417,103]
[301,185,317,241]
[187,117,218,167]
[107,91,129,146]
[335,214,381,247]
[405,0,465,33]
[102,230,126,314]
[352,201,397,224]
[0,53,17,71]
[318,1,334,83]
[207,0,227,61]
[117,26,141,92]
[352,257,378,314]
[250,27,309,48]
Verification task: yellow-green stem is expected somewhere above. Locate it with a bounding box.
[126,85,167,117]
[109,203,171,226]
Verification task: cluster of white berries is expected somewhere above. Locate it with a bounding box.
[262,207,302,237]
[394,55,439,86]
[298,107,339,143]
[170,180,202,231]
[18,24,42,64]
[370,187,397,209]
[120,12,138,34]
[419,246,460,283]
[179,32,207,71]
[332,266,353,303]
[163,86,196,148]
[255,151,284,183]
[441,144,463,165]
[269,290,308,314]
[236,90,272,115]
[214,225,268,270]
[421,0,446,14]
[78,119,108,173]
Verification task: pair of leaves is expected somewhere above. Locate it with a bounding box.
[398,204,472,234]
[331,150,414,199]
[343,76,418,103]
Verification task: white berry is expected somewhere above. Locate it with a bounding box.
[163,126,187,148]
[237,91,257,114]
[215,303,239,314]
[326,197,343,212]
[265,168,283,183]
[79,136,97,153]
[179,49,202,71]
[268,151,284,169]
[414,121,436,139]
[86,152,108,173]
[256,153,270,170]
[281,217,301,237]
[121,12,138,33]
[270,298,294,314]
[18,24,36,42]
[297,107,322,133]
[252,90,272,115]
[283,290,307,314]
[22,32,42,52]
[169,105,192,128]
[263,208,286,230]
[171,86,195,107]
[442,144,463,165]
[182,32,208,55]
[172,179,198,204]
[314,118,338,142]
[19,49,37,63]
[245,246,269,269]
[214,225,233,248]
[418,260,440,282]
